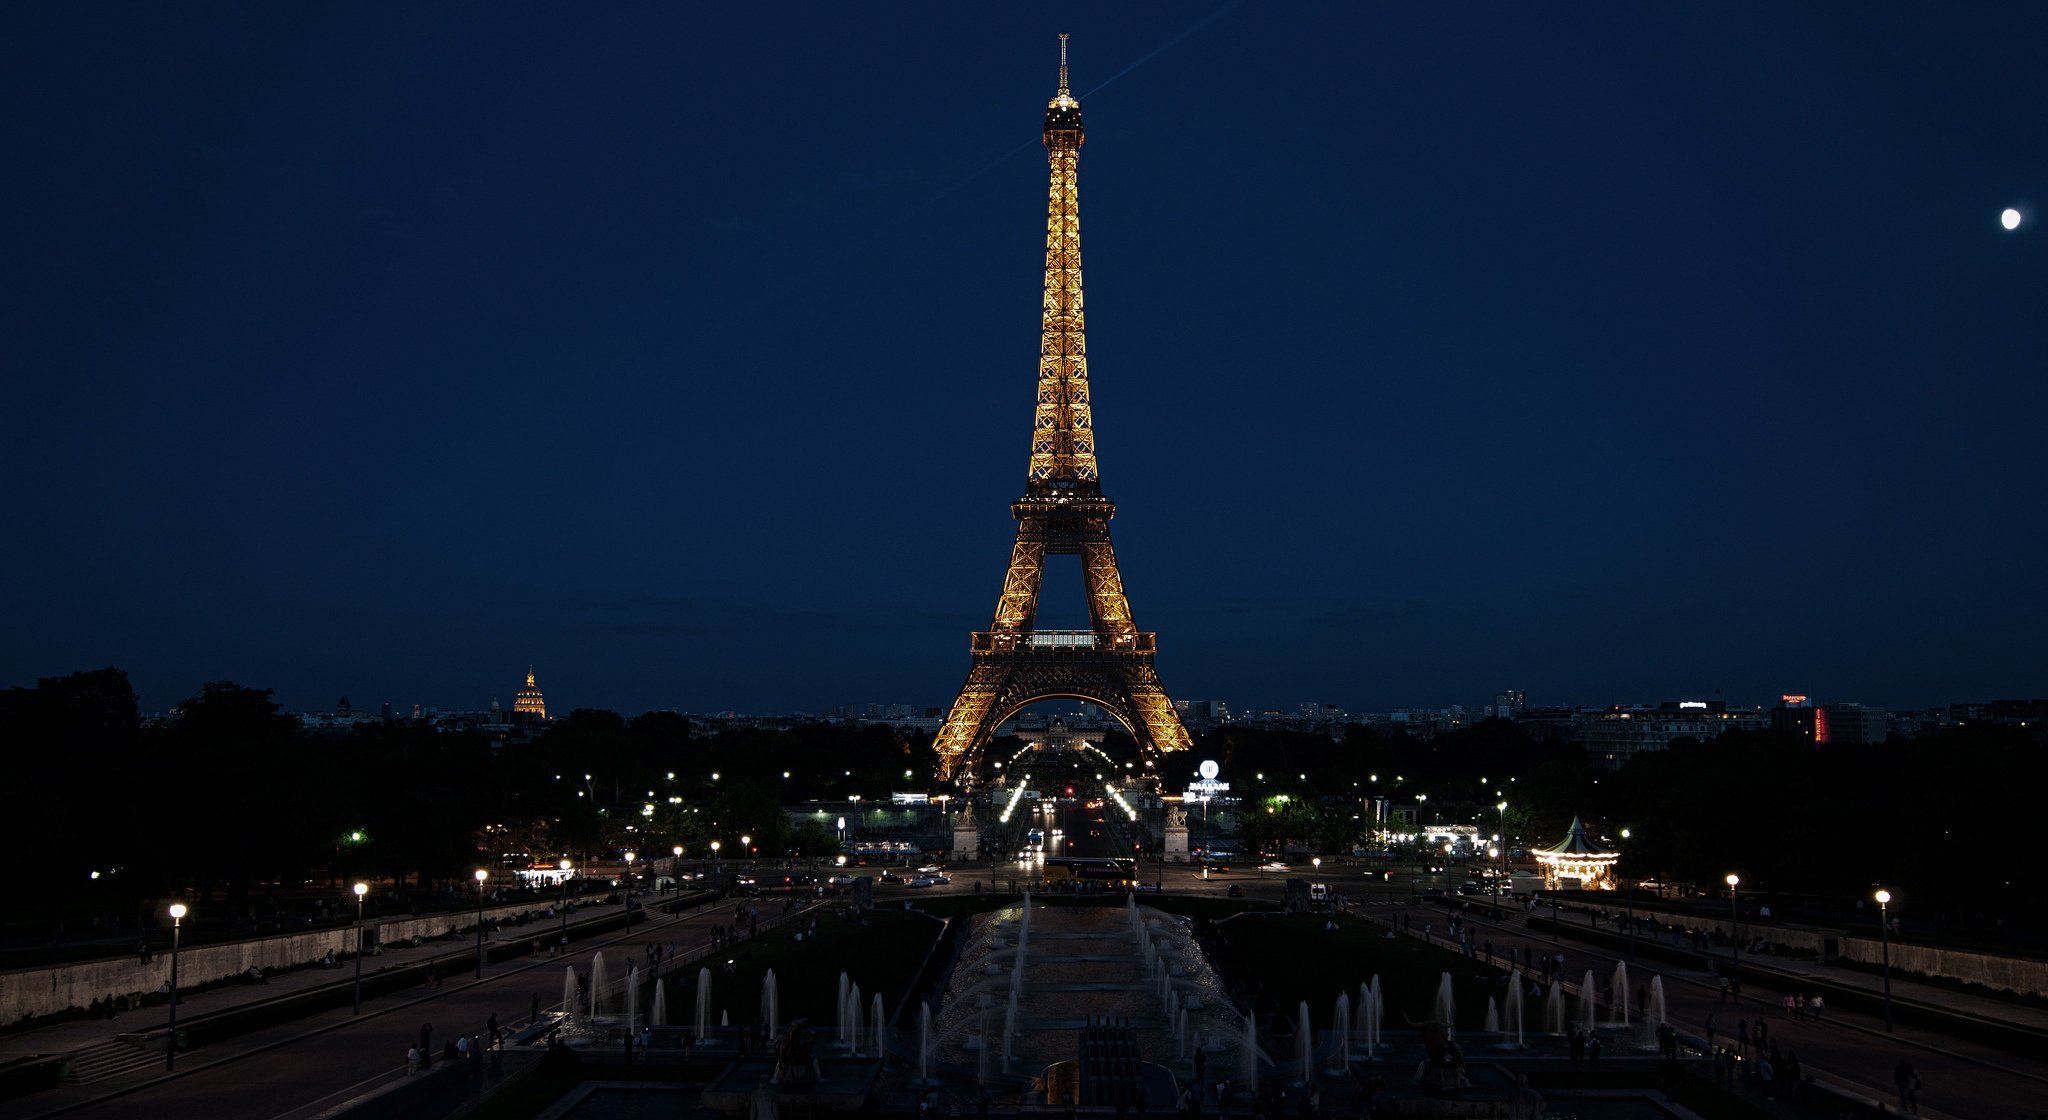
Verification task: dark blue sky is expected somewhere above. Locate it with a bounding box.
[5,6,2043,717]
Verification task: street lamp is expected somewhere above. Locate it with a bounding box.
[473,869,489,979]
[1876,888,1895,1032]
[165,903,187,1071]
[623,853,636,933]
[558,859,573,945]
[1620,828,1634,960]
[351,882,368,1014]
[1726,873,1742,1001]
[710,839,722,870]
[837,816,846,852]
[740,835,752,867]
[673,845,684,892]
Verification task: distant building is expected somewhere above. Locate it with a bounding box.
[513,668,548,723]
[1949,699,2048,736]
[1823,702,1889,746]
[1173,700,1231,726]
[1770,694,1824,745]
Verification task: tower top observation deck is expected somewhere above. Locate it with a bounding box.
[1045,33,1083,146]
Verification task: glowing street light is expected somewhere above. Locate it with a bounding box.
[623,853,637,932]
[473,869,489,979]
[558,860,573,945]
[1876,888,1895,1031]
[352,882,368,1014]
[1620,828,1635,959]
[1726,873,1743,1000]
[165,903,188,1071]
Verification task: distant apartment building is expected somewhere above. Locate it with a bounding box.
[1568,700,1766,768]
[1949,698,2048,731]
[1822,702,1889,746]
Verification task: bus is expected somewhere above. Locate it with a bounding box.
[1025,828,1045,853]
[1042,857,1138,886]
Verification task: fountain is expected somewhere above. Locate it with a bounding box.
[1483,997,1500,1037]
[1578,970,1597,1030]
[918,1002,934,1083]
[1295,1001,1313,1085]
[762,968,780,1034]
[1003,991,1019,1069]
[589,953,609,1019]
[872,993,887,1059]
[1545,980,1567,1034]
[1611,961,1630,1027]
[561,967,577,1022]
[652,979,667,1027]
[846,983,864,1054]
[1240,1015,1259,1088]
[976,1006,991,1085]
[1635,975,1669,1050]
[837,972,851,1044]
[1326,993,1351,1076]
[624,964,639,1033]
[695,967,713,1037]
[1502,969,1524,1049]
[1433,972,1456,1031]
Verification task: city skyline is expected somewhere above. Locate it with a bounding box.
[6,8,2044,718]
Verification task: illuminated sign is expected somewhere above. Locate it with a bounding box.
[1678,701,1708,710]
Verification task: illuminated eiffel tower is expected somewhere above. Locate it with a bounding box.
[931,36,1193,783]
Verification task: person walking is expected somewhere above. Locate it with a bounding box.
[487,1012,501,1050]
[1894,1059,1919,1114]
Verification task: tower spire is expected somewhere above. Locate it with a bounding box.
[1058,32,1070,94]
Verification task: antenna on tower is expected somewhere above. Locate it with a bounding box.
[1058,33,1070,93]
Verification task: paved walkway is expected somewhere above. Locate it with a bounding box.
[1351,899,2047,1119]
[0,890,750,1120]
[1536,900,2048,1033]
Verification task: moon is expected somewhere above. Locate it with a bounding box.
[2002,208,2023,230]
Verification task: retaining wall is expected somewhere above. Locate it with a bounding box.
[0,899,580,1024]
[1577,899,2047,996]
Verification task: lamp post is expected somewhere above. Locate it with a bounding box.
[1496,800,1508,877]
[558,860,573,945]
[623,853,636,933]
[1620,828,1634,960]
[710,839,721,871]
[741,835,752,870]
[1726,873,1742,1002]
[1876,888,1895,1032]
[673,845,684,893]
[473,869,489,979]
[165,903,187,1071]
[837,816,846,853]
[351,882,368,1015]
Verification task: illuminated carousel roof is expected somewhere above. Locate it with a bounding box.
[1536,816,1614,859]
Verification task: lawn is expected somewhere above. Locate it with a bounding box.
[658,908,940,1029]
[1217,913,1509,1031]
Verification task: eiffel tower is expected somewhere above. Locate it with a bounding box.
[931,36,1193,783]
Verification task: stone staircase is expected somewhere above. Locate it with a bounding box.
[58,1037,163,1085]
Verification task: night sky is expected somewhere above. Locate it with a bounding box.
[5,6,2043,717]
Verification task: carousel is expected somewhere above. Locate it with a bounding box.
[1533,816,1618,889]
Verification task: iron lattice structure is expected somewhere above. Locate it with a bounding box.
[931,37,1193,783]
